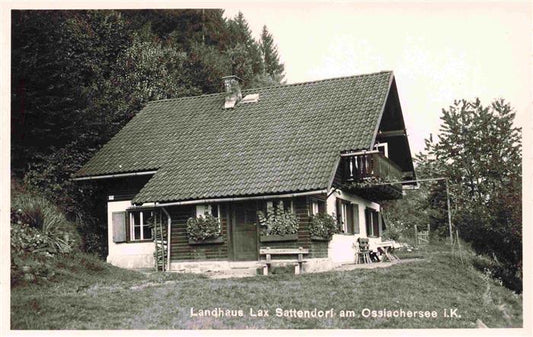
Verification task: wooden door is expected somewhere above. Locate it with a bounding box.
[232,202,258,261]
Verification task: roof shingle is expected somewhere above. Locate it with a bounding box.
[76,71,394,203]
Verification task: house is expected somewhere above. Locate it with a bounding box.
[74,71,415,272]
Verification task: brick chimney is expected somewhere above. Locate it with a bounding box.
[222,75,242,109]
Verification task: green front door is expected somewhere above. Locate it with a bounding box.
[232,202,258,261]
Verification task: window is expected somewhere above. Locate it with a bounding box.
[128,209,154,241]
[365,208,380,237]
[335,198,357,234]
[196,204,220,218]
[310,199,326,216]
[312,201,319,215]
[265,199,294,213]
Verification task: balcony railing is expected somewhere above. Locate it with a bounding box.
[341,152,404,201]
[343,152,403,182]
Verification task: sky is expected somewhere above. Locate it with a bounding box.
[223,1,531,156]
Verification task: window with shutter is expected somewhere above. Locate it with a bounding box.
[373,211,380,237]
[364,208,380,237]
[336,198,342,230]
[112,212,126,243]
[353,204,360,234]
[365,208,372,237]
[127,209,154,241]
[345,201,354,234]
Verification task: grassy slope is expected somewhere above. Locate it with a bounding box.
[11,248,522,329]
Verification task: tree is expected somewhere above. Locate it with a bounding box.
[11,9,286,256]
[11,11,132,174]
[422,98,522,291]
[260,25,285,82]
[226,12,264,87]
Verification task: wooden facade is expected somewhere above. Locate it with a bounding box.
[165,196,330,262]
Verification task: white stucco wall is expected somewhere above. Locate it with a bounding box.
[326,189,382,263]
[106,200,155,269]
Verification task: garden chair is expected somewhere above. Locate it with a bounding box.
[356,237,372,264]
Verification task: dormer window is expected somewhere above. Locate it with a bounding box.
[240,93,260,104]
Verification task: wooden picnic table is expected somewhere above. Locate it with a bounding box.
[374,241,400,262]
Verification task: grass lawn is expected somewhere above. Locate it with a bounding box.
[11,249,522,329]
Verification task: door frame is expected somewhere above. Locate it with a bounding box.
[230,201,259,261]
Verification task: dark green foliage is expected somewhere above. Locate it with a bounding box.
[383,98,521,292]
[11,186,81,254]
[309,212,338,239]
[260,25,285,82]
[11,9,285,256]
[422,98,521,292]
[226,11,264,86]
[257,206,299,236]
[186,214,222,241]
[11,182,82,285]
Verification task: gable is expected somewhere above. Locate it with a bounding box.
[76,71,397,204]
[374,78,416,180]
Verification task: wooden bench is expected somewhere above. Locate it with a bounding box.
[259,247,309,275]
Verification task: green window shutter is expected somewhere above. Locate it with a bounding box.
[373,212,380,237]
[112,212,126,243]
[365,208,372,236]
[353,204,360,234]
[336,198,342,226]
[345,201,354,234]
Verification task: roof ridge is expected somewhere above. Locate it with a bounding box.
[147,70,394,104]
[244,70,393,93]
[147,91,223,104]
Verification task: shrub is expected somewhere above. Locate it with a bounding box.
[11,193,80,254]
[382,221,402,241]
[471,253,522,293]
[257,206,299,236]
[11,184,82,286]
[309,213,338,239]
[186,214,221,241]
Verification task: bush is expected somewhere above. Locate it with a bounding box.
[471,254,522,293]
[11,184,82,286]
[382,221,402,241]
[186,214,221,241]
[11,193,80,254]
[309,213,338,239]
[257,206,299,236]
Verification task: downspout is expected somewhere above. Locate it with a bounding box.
[161,206,172,272]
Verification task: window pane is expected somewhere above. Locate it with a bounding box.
[318,201,326,213]
[132,212,140,226]
[134,225,141,240]
[143,226,153,240]
[143,211,154,225]
[132,212,141,240]
[211,204,219,218]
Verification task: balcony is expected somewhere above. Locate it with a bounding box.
[340,151,404,201]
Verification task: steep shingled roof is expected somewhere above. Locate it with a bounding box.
[76,71,394,203]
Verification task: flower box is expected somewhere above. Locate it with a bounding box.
[259,234,298,242]
[311,235,330,241]
[188,236,225,245]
